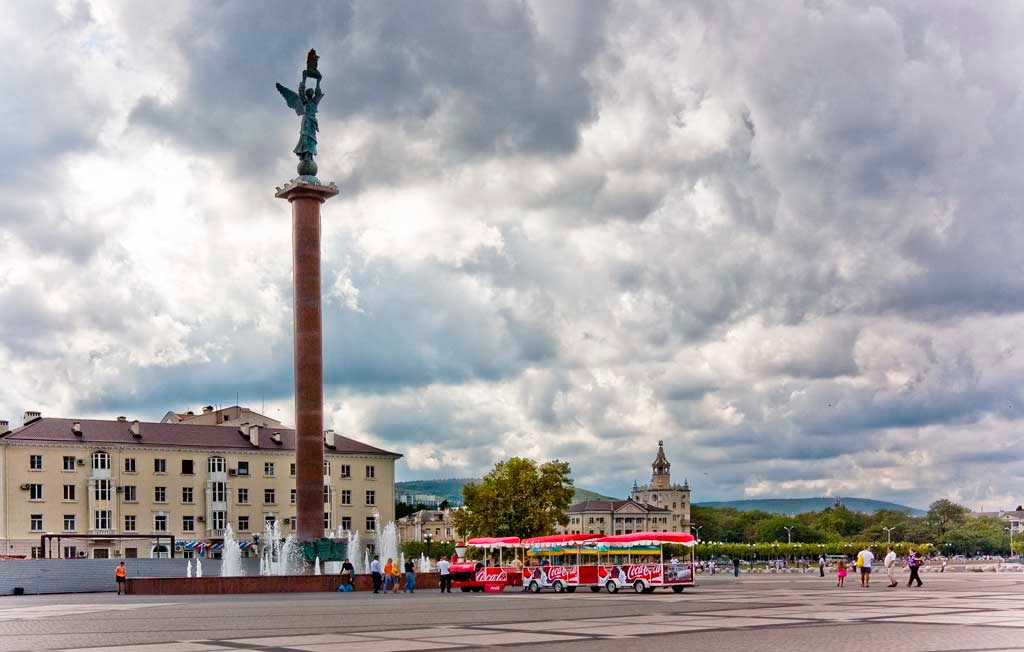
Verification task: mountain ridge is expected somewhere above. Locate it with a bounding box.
[396,478,617,505]
[696,497,926,516]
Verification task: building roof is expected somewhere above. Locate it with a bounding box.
[568,499,671,514]
[0,417,401,458]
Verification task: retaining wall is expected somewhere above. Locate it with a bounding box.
[127,572,441,595]
[0,558,260,595]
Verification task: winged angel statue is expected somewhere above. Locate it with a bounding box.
[276,49,325,179]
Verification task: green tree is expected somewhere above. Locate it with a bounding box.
[395,502,428,519]
[452,458,575,538]
[754,516,826,543]
[927,499,971,537]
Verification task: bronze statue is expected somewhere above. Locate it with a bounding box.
[277,49,324,180]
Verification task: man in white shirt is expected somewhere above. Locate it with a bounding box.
[884,547,898,588]
[436,557,452,593]
[858,547,875,587]
[370,555,382,594]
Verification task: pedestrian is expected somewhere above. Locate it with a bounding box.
[383,558,394,592]
[907,549,923,588]
[818,555,826,577]
[404,557,416,593]
[437,556,452,593]
[370,555,382,594]
[709,559,716,575]
[732,557,740,577]
[115,561,127,595]
[883,547,897,588]
[836,559,847,588]
[391,559,402,593]
[858,546,874,588]
[341,558,355,586]
[941,557,947,573]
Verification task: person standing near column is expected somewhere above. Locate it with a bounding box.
[884,547,898,588]
[370,555,382,594]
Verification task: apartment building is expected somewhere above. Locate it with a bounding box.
[0,414,400,559]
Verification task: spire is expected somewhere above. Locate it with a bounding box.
[651,440,671,488]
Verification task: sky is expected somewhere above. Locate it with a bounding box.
[2,1,1023,510]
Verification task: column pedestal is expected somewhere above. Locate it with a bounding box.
[276,179,339,543]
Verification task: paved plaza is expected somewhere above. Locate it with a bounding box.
[2,573,1024,652]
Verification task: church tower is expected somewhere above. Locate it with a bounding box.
[631,440,691,530]
[651,440,671,489]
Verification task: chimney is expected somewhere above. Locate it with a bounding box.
[324,429,336,449]
[0,420,9,433]
[248,424,260,447]
[22,411,41,424]
[186,410,195,416]
[116,416,127,422]
[203,405,214,414]
[72,421,83,436]
[130,420,141,438]
[271,432,282,445]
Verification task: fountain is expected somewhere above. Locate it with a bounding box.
[186,559,192,578]
[259,519,303,576]
[374,512,400,567]
[314,557,321,575]
[196,558,203,578]
[221,524,243,577]
[345,530,365,574]
[418,553,432,573]
[364,549,371,575]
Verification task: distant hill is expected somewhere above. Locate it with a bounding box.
[696,497,926,516]
[396,479,616,505]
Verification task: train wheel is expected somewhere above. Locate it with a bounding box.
[529,581,541,593]
[552,580,565,593]
[633,580,646,594]
[606,581,619,594]
[590,586,602,593]
[672,585,685,593]
[643,587,656,594]
[566,586,577,593]
[460,587,472,592]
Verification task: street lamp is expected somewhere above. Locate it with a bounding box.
[691,525,704,544]
[882,526,895,544]
[424,533,433,557]
[1006,527,1014,558]
[783,526,794,545]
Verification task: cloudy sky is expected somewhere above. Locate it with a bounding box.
[3,1,1023,509]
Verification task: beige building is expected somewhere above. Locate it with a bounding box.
[0,413,399,559]
[397,508,461,543]
[161,405,285,428]
[561,441,691,536]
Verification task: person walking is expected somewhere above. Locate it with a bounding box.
[370,555,382,594]
[115,561,127,595]
[818,555,826,577]
[858,546,874,588]
[732,557,740,577]
[390,559,402,593]
[836,559,847,588]
[404,558,416,593]
[437,556,452,593]
[883,547,898,588]
[907,549,923,588]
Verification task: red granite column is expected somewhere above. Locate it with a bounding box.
[276,181,338,543]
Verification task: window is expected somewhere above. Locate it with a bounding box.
[182,487,194,503]
[340,464,351,479]
[63,455,76,471]
[290,463,296,477]
[265,514,276,527]
[208,456,225,473]
[124,457,136,473]
[154,458,166,473]
[212,510,226,531]
[29,484,42,500]
[63,546,78,559]
[154,514,168,532]
[63,484,76,501]
[264,489,276,504]
[211,482,227,502]
[323,460,331,475]
[341,490,352,505]
[238,515,249,532]
[124,547,137,558]
[182,516,195,532]
[264,462,275,477]
[340,516,352,531]
[324,512,331,530]
[237,461,249,476]
[290,489,296,504]
[30,514,43,531]
[31,546,43,559]
[94,479,111,501]
[323,486,331,504]
[154,486,166,502]
[123,485,137,502]
[94,509,112,530]
[237,488,249,504]
[92,451,110,470]
[366,516,376,531]
[181,459,194,475]
[365,490,375,506]
[365,465,375,479]
[124,514,136,531]
[30,454,43,470]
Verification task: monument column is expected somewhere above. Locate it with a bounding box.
[276,180,338,542]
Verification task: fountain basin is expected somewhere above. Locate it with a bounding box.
[126,572,440,595]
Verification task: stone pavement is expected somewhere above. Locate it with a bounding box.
[2,573,1024,652]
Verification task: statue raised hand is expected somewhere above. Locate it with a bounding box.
[276,49,324,180]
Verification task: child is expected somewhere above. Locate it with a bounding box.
[391,560,402,593]
[836,559,847,588]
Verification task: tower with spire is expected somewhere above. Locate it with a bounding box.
[630,440,691,530]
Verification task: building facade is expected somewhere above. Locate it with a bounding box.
[396,508,461,543]
[0,414,399,559]
[560,441,691,536]
[161,405,285,428]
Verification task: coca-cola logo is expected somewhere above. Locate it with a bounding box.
[476,568,508,582]
[625,565,661,581]
[545,566,577,582]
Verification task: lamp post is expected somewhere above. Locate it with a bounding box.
[424,533,433,558]
[882,527,895,544]
[1006,527,1014,558]
[691,525,703,544]
[783,526,794,545]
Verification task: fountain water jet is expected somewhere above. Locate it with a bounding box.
[221,524,244,577]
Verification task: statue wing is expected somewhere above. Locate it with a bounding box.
[276,83,303,116]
